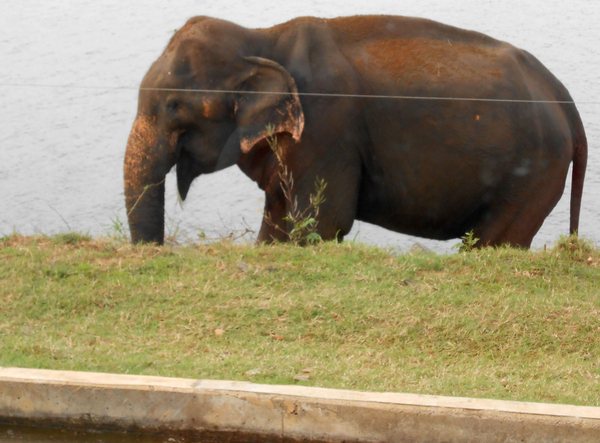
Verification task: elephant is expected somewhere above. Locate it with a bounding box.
[124,15,587,247]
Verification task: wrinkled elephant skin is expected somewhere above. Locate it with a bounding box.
[124,15,587,247]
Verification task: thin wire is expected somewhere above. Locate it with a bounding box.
[139,87,584,104]
[1,82,599,105]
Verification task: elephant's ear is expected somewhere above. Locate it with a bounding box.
[235,56,304,154]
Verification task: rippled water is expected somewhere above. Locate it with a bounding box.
[1,0,599,252]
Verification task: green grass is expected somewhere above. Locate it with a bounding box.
[1,233,600,406]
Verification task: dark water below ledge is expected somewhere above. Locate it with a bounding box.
[0,424,236,443]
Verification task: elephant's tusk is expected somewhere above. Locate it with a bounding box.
[177,188,184,209]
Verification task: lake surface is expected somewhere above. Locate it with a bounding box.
[1,0,599,252]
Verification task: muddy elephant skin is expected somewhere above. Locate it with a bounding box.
[124,15,587,246]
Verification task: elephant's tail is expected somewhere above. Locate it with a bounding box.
[569,121,587,236]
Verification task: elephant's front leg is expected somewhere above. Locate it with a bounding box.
[258,188,289,243]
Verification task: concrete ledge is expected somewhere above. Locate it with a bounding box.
[1,367,600,442]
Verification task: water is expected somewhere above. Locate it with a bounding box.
[1,0,599,252]
[0,424,221,442]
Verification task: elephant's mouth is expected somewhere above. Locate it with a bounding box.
[175,146,203,202]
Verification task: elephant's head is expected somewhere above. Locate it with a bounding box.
[124,17,304,244]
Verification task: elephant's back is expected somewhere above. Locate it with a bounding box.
[323,17,577,116]
[324,15,505,48]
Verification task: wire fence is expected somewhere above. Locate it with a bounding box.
[2,82,599,105]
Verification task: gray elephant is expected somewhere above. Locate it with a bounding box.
[124,15,587,246]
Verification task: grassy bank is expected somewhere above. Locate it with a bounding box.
[1,233,599,406]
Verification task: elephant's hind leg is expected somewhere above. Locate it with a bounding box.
[473,205,538,248]
[474,168,569,248]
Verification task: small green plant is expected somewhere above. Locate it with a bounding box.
[264,124,327,245]
[453,230,480,252]
[164,212,182,246]
[49,232,92,245]
[0,230,21,246]
[108,214,128,242]
[554,233,596,261]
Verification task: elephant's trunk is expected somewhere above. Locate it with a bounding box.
[124,116,169,244]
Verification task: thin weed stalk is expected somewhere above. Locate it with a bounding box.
[264,124,327,245]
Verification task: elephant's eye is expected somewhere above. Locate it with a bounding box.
[166,99,180,117]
